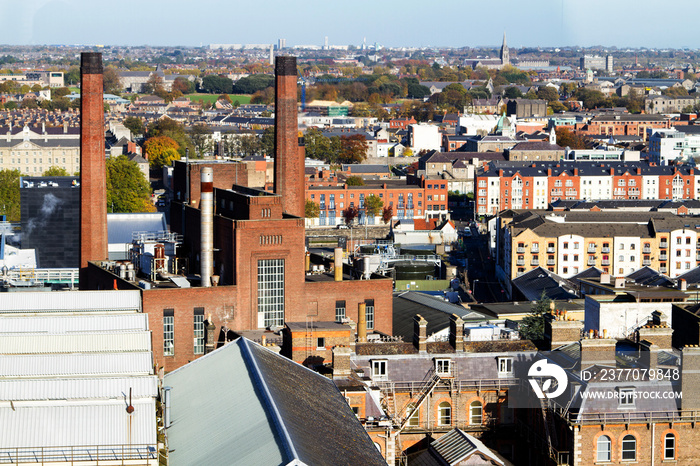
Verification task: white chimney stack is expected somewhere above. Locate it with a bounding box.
[201,167,214,287]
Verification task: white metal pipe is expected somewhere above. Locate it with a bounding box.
[200,168,213,287]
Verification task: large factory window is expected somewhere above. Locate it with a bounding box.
[258,259,285,327]
[365,299,375,330]
[335,301,346,322]
[164,309,175,356]
[193,308,205,355]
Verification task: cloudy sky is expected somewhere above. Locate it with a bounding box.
[0,0,696,49]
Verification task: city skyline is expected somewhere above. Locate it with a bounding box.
[1,0,699,50]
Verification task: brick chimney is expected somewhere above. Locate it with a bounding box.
[681,345,700,410]
[79,52,108,286]
[273,56,304,217]
[580,338,616,370]
[332,346,352,378]
[449,314,464,352]
[413,314,427,353]
[546,315,584,350]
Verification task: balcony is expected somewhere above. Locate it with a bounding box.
[547,247,555,253]
[660,266,668,273]
[643,260,652,266]
[531,259,540,266]
[587,246,596,253]
[587,259,596,266]
[319,204,326,210]
[531,247,539,254]
[516,260,525,266]
[516,247,526,253]
[660,254,668,261]
[602,247,610,253]
[643,247,651,254]
[601,259,610,266]
[547,259,555,266]
[660,242,668,249]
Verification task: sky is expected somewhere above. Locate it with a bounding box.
[0,0,698,50]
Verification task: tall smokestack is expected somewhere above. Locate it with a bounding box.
[274,56,304,217]
[200,167,213,287]
[79,52,107,286]
[334,247,343,282]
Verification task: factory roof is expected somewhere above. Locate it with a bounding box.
[164,337,386,466]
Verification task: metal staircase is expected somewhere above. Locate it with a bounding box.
[397,370,442,431]
[540,397,558,460]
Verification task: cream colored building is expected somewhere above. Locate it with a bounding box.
[0,124,81,175]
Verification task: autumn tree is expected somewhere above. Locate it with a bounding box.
[338,134,368,163]
[102,66,122,95]
[0,169,20,221]
[172,76,195,94]
[305,199,320,218]
[146,117,193,158]
[382,205,394,224]
[106,156,154,213]
[555,128,589,150]
[144,136,181,169]
[342,205,359,225]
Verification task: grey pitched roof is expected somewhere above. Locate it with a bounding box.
[164,338,385,466]
[511,267,579,302]
[412,428,505,466]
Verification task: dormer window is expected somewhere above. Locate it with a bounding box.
[435,358,452,376]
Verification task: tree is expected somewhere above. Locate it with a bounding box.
[20,98,38,109]
[147,117,193,158]
[123,116,145,136]
[504,86,523,99]
[43,166,70,176]
[401,147,414,157]
[305,199,320,218]
[338,134,368,164]
[106,156,154,213]
[346,176,364,186]
[233,133,263,158]
[51,87,71,99]
[0,169,20,221]
[144,136,181,169]
[342,205,359,225]
[537,86,559,102]
[260,127,275,156]
[144,74,166,98]
[64,66,80,85]
[382,205,393,224]
[364,194,383,219]
[190,123,213,156]
[555,128,589,149]
[201,75,233,94]
[518,292,551,342]
[103,66,122,95]
[172,76,195,94]
[232,74,275,94]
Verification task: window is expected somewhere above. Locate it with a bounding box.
[372,360,387,379]
[438,402,451,426]
[316,337,325,349]
[435,359,452,376]
[621,435,636,461]
[563,242,569,249]
[365,299,375,330]
[596,435,612,462]
[194,308,205,355]
[469,401,483,425]
[619,388,635,407]
[164,309,174,356]
[498,357,513,376]
[630,243,635,250]
[258,259,285,327]
[664,433,675,460]
[335,300,346,322]
[406,403,419,427]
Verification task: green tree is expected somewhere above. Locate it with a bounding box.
[305,199,320,218]
[123,116,145,136]
[537,86,559,102]
[172,76,195,94]
[364,194,383,218]
[504,86,523,99]
[147,117,193,157]
[345,176,364,186]
[64,66,80,85]
[338,134,368,164]
[519,292,551,341]
[106,156,154,213]
[43,166,70,176]
[0,169,20,221]
[201,75,233,94]
[232,74,275,94]
[260,127,275,156]
[144,136,181,169]
[233,133,262,158]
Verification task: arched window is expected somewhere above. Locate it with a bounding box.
[596,435,611,462]
[664,433,675,460]
[438,402,451,426]
[406,403,419,427]
[621,435,636,461]
[469,401,483,425]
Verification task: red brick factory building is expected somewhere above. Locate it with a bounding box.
[83,55,393,372]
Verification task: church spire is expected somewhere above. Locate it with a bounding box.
[500,31,509,66]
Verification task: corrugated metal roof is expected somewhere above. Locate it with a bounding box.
[107,213,166,244]
[0,332,151,354]
[430,428,504,465]
[0,352,154,377]
[0,376,158,401]
[0,313,148,334]
[0,399,157,448]
[0,290,142,313]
